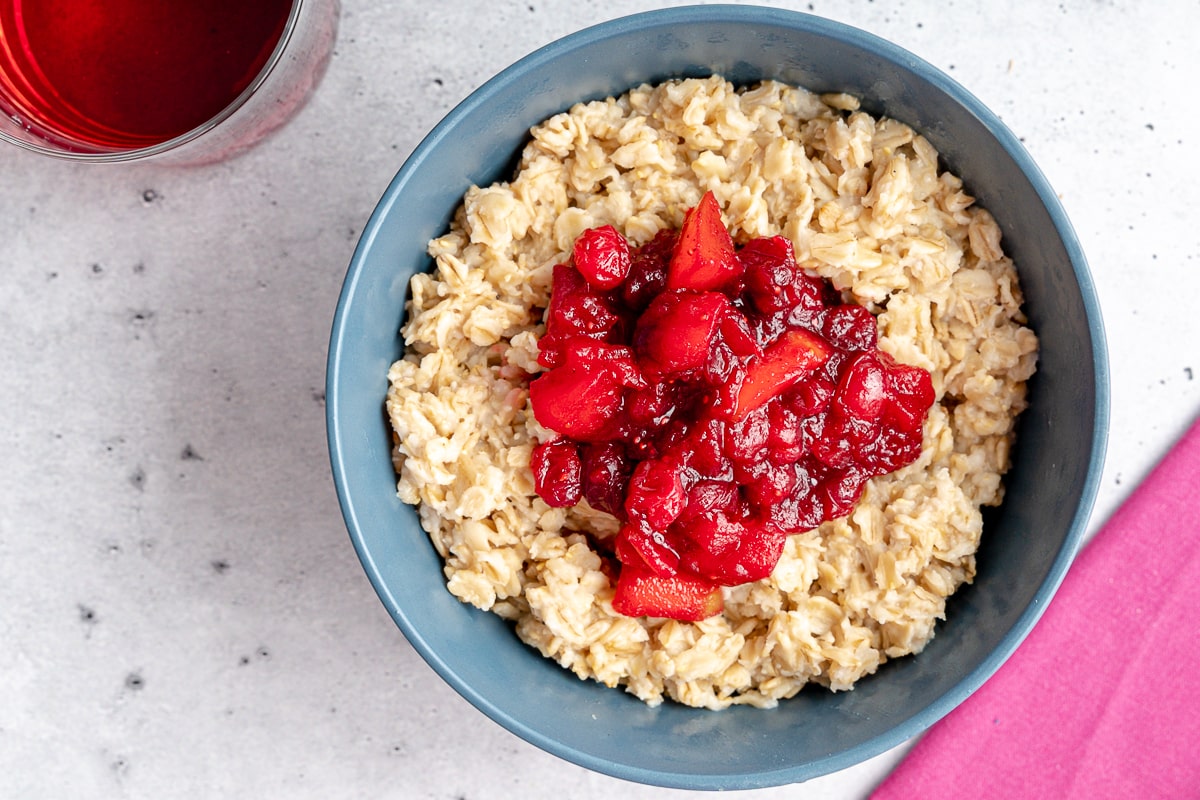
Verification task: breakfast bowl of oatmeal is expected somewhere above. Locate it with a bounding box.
[326,5,1107,789]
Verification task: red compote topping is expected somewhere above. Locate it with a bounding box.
[528,191,935,622]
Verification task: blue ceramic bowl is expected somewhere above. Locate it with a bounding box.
[327,5,1108,789]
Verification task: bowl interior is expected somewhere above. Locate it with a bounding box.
[327,5,1107,790]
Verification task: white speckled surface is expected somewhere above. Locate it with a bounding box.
[2,1,1198,797]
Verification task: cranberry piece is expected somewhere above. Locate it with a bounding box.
[538,264,622,368]
[680,479,739,522]
[819,468,871,520]
[731,453,772,488]
[529,363,623,442]
[808,410,877,469]
[740,236,827,336]
[623,384,672,451]
[740,235,798,314]
[884,360,936,429]
[616,521,680,577]
[835,353,888,422]
[866,423,925,473]
[727,404,770,466]
[679,512,786,586]
[580,442,632,517]
[573,224,631,290]
[625,457,686,530]
[775,491,826,533]
[530,439,582,507]
[626,381,678,427]
[745,461,798,507]
[766,401,804,463]
[822,304,878,352]
[528,339,642,442]
[676,508,746,560]
[726,524,789,584]
[622,229,674,311]
[633,290,733,381]
[674,415,729,477]
[719,309,760,358]
[564,339,646,390]
[787,373,836,417]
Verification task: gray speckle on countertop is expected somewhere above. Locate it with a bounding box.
[2,1,1199,798]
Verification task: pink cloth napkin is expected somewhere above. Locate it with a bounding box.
[872,416,1200,800]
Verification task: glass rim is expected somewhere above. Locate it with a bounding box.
[0,0,305,163]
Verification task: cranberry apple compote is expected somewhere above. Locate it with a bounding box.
[386,76,1038,709]
[529,192,935,622]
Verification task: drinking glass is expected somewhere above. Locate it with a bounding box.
[0,0,339,164]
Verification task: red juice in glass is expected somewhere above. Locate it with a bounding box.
[0,0,335,161]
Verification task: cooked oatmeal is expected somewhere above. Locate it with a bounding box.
[385,76,1038,709]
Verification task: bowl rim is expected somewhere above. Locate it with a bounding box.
[327,3,1110,788]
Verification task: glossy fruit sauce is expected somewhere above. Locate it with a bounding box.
[529,192,935,621]
[0,0,293,149]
